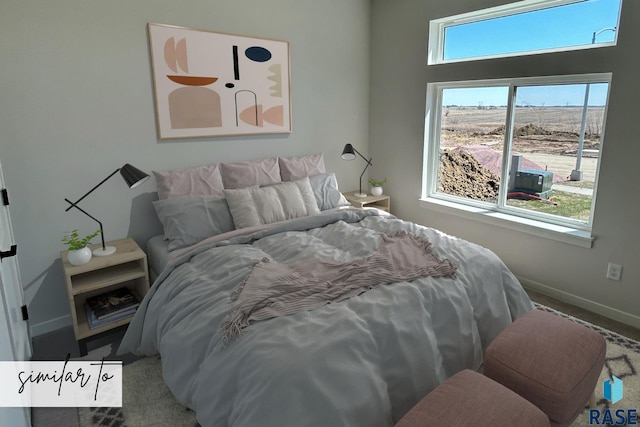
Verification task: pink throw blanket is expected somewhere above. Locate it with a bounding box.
[220,231,456,343]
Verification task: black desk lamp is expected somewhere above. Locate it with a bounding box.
[64,163,149,256]
[341,143,372,198]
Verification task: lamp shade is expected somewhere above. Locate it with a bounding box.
[341,144,356,161]
[120,163,150,188]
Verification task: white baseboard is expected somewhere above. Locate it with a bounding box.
[30,314,71,337]
[519,276,640,330]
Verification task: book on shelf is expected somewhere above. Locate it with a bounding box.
[84,303,137,330]
[85,287,140,320]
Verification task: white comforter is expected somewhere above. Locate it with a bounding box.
[119,209,533,427]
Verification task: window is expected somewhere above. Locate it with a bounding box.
[428,0,622,64]
[423,0,621,240]
[424,74,610,231]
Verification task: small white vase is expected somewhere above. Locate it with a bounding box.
[68,247,92,266]
[371,186,383,196]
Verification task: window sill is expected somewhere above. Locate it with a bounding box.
[419,197,593,248]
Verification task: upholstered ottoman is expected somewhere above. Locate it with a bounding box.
[484,309,606,427]
[395,369,549,427]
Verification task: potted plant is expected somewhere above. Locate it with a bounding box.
[368,177,387,196]
[62,229,101,266]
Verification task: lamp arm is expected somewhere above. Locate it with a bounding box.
[352,147,373,166]
[350,147,372,195]
[64,198,106,250]
[64,168,120,212]
[359,159,372,195]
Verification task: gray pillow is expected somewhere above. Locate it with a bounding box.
[224,177,320,229]
[153,195,235,251]
[308,173,351,211]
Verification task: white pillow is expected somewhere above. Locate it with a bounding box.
[224,177,320,229]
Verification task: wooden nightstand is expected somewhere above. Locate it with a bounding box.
[61,237,150,356]
[343,191,391,212]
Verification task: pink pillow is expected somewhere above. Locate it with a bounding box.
[153,163,224,199]
[220,157,281,189]
[278,153,326,181]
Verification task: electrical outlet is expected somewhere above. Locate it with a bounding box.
[607,263,622,281]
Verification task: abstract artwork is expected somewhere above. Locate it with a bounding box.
[148,23,291,139]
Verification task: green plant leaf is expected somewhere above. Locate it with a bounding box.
[368,177,387,187]
[62,229,101,250]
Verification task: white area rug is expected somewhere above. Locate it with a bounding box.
[78,353,197,427]
[574,339,640,426]
[534,303,639,426]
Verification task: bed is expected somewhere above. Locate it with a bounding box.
[118,154,534,427]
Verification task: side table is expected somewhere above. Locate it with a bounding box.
[61,237,149,356]
[343,191,390,212]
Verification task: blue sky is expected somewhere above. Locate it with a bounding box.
[442,83,609,107]
[445,0,620,60]
[441,0,620,106]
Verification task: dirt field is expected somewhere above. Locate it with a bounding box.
[436,106,602,202]
[438,150,500,201]
[440,106,604,156]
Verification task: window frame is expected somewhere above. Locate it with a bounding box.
[428,0,621,65]
[422,72,612,233]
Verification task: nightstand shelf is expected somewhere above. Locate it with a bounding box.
[61,237,149,355]
[343,191,391,212]
[69,263,147,295]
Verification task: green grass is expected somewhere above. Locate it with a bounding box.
[508,190,592,221]
[557,180,595,189]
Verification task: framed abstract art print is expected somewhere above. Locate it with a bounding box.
[148,23,291,139]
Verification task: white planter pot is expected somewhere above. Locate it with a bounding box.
[370,186,383,196]
[67,247,92,266]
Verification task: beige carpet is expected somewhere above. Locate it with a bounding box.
[78,304,640,427]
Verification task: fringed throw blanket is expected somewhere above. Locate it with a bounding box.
[220,231,456,343]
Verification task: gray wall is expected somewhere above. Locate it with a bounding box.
[1,0,371,335]
[370,0,640,326]
[5,0,638,336]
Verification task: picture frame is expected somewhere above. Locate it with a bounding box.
[148,23,291,139]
